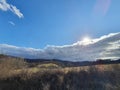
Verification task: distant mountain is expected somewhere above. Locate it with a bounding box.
[0,54,120,67]
[25,58,120,67]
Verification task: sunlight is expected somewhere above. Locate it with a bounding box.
[82,37,91,42]
[81,37,92,45]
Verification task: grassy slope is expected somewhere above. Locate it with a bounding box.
[0,55,120,90]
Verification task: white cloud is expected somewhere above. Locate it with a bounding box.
[0,32,120,61]
[0,0,23,18]
[8,21,15,26]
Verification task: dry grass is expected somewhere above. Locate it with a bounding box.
[37,63,61,68]
[0,56,120,90]
[0,57,26,78]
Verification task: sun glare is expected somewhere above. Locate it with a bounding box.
[81,37,92,45]
[83,37,91,42]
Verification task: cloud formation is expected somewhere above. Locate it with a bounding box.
[0,0,23,18]
[8,21,15,26]
[0,32,120,61]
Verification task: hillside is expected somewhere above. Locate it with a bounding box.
[1,54,120,67]
[0,54,120,90]
[25,58,120,67]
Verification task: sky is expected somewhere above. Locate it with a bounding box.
[0,0,120,61]
[0,0,120,48]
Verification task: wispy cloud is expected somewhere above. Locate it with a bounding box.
[0,32,120,61]
[93,0,111,16]
[8,21,15,26]
[0,0,23,18]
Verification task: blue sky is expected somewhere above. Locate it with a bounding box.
[0,0,120,48]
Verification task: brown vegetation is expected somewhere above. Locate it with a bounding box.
[0,55,120,90]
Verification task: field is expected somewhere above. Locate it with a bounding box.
[0,55,120,90]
